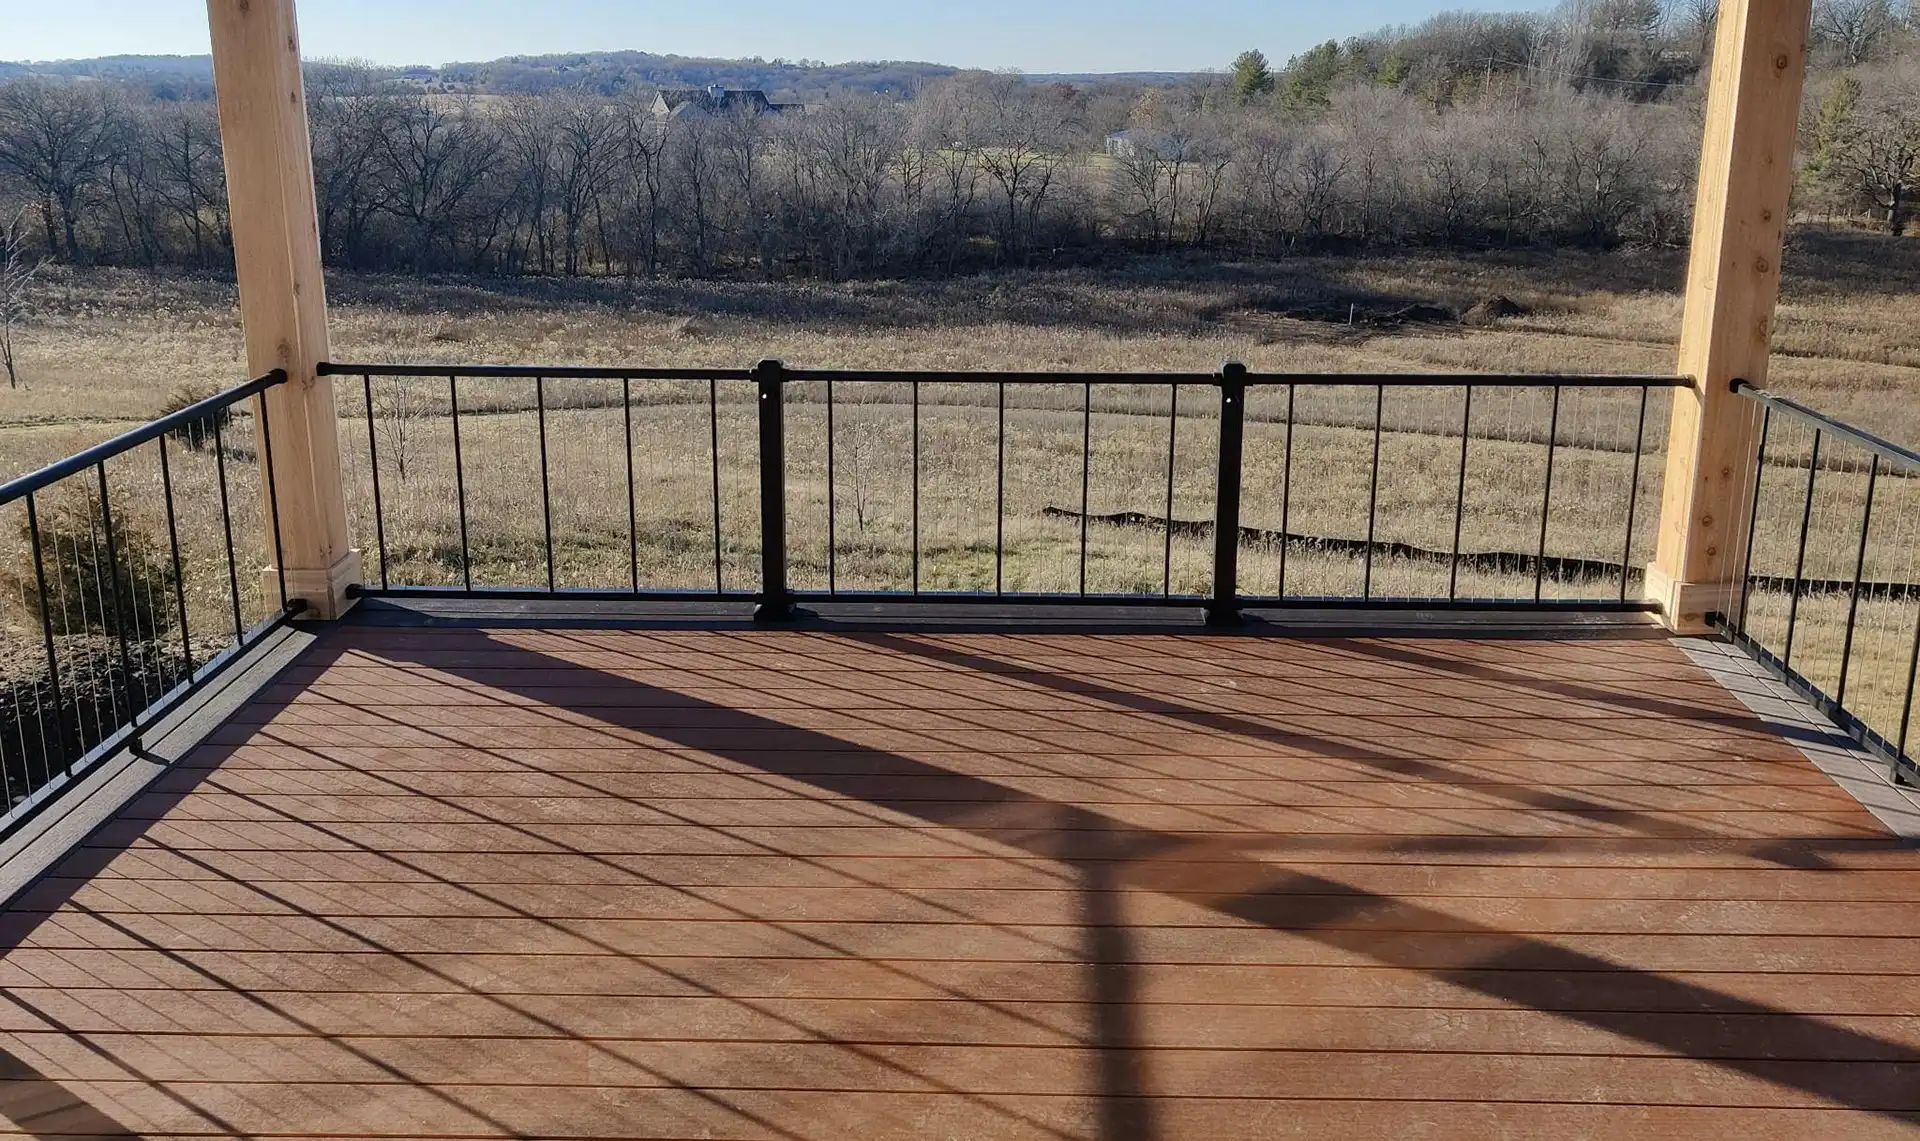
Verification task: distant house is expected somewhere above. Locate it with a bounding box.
[1104,128,1218,164]
[651,85,803,119]
[1105,128,1170,160]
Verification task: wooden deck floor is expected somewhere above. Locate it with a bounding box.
[2,621,1919,1138]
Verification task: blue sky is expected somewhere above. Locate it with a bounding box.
[0,0,1554,73]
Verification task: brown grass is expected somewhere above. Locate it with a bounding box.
[2,225,1918,762]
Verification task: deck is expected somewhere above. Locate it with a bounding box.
[1,612,1918,1138]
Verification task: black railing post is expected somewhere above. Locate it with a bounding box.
[754,359,794,622]
[1207,362,1247,628]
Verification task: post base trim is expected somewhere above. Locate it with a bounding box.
[1643,562,1739,635]
[262,549,363,620]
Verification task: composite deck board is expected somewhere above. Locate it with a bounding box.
[3,626,1919,1138]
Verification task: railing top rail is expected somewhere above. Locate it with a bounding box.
[0,370,288,507]
[319,363,760,381]
[321,361,1689,390]
[1735,380,1920,474]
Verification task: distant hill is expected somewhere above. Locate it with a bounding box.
[432,52,957,100]
[0,51,1203,100]
[1030,72,1204,85]
[0,54,217,98]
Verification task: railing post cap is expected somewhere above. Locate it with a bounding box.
[1220,361,1248,379]
[754,358,786,378]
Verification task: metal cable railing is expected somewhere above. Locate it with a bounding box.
[322,361,1686,622]
[1714,381,1920,781]
[0,371,298,832]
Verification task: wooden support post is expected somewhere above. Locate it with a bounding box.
[207,0,359,618]
[1647,0,1813,633]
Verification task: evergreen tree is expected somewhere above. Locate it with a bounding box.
[1230,50,1276,105]
[1281,42,1344,108]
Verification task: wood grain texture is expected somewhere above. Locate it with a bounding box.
[206,0,358,616]
[1649,0,1814,630]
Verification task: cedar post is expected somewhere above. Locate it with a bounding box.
[207,0,360,618]
[1647,0,1814,633]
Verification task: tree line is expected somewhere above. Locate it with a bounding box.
[0,0,1914,279]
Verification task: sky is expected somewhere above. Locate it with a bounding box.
[0,0,1555,73]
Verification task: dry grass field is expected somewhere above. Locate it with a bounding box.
[3,225,1919,775]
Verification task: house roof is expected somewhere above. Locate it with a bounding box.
[655,88,801,116]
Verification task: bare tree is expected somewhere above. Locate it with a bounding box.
[1671,0,1719,58]
[614,94,671,277]
[1,206,44,389]
[308,66,405,268]
[963,73,1080,264]
[1809,61,1920,233]
[1814,0,1898,65]
[912,79,985,271]
[804,94,906,276]
[379,95,501,269]
[0,80,123,262]
[713,101,778,273]
[499,94,560,272]
[151,101,229,265]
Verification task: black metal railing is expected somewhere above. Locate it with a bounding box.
[1713,380,1920,781]
[0,371,297,832]
[324,361,1685,623]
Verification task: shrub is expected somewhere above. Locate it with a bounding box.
[8,494,177,639]
[159,383,234,451]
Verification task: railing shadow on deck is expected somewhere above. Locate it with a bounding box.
[3,619,1919,1136]
[357,624,1920,1122]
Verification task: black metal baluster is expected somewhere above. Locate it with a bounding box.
[448,375,472,592]
[1278,383,1294,599]
[1737,406,1771,631]
[157,437,193,680]
[1450,384,1472,600]
[1835,456,1879,708]
[1899,595,1920,765]
[1535,385,1561,602]
[754,360,791,622]
[996,381,1006,597]
[623,378,638,594]
[95,464,137,752]
[825,379,837,595]
[1782,430,1822,669]
[1208,363,1247,627]
[24,494,72,780]
[1620,386,1649,603]
[212,418,243,639]
[257,395,290,612]
[912,380,921,596]
[1362,383,1383,599]
[709,377,723,593]
[1163,384,1176,598]
[536,376,555,593]
[362,373,389,589]
[1079,381,1092,596]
